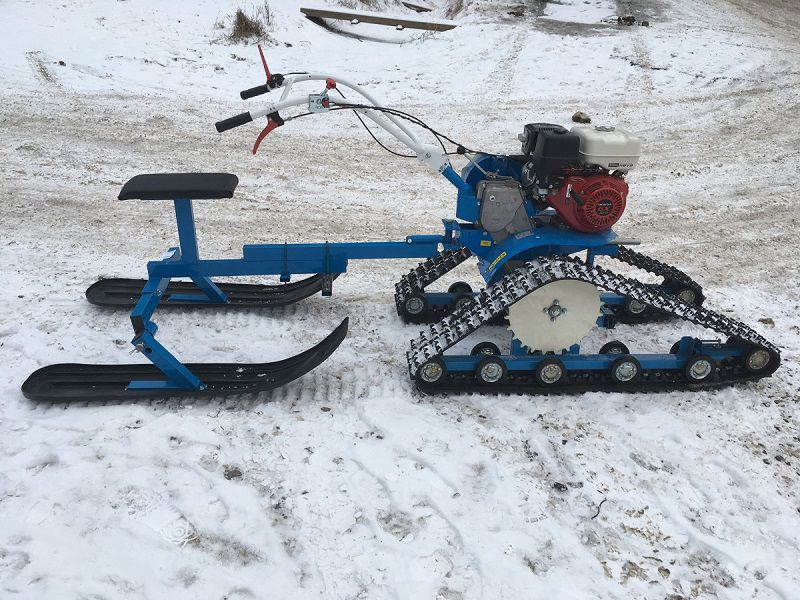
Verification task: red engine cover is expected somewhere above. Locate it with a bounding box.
[547,175,628,232]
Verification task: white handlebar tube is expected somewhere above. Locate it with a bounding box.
[279,73,422,147]
[241,73,452,173]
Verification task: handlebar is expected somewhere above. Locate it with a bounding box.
[214,74,449,172]
[240,74,285,100]
[215,112,253,132]
[240,84,272,100]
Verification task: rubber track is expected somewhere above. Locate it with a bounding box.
[407,256,779,394]
[394,247,472,319]
[610,246,705,324]
[394,246,705,326]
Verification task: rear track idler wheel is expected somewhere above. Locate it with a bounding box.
[610,356,641,383]
[624,297,647,316]
[535,358,566,385]
[476,357,507,385]
[471,342,501,356]
[599,341,630,355]
[417,357,447,384]
[685,354,715,382]
[675,288,699,305]
[663,278,704,306]
[403,293,429,319]
[744,348,772,372]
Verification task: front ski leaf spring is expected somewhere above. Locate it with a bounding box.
[407,256,779,394]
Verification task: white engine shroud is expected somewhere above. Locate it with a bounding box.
[571,125,641,172]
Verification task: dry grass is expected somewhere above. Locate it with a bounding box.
[227,3,272,42]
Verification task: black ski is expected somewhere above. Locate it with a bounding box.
[22,318,348,402]
[85,274,339,308]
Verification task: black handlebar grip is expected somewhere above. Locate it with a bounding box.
[240,83,272,100]
[215,112,253,133]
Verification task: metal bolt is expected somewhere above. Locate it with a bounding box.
[543,299,566,321]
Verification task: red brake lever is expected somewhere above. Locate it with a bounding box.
[258,44,272,80]
[252,112,285,155]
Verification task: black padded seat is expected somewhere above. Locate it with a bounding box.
[118,173,239,201]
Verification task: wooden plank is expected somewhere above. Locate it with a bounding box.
[300,6,457,31]
[401,1,433,12]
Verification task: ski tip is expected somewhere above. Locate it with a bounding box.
[328,317,349,346]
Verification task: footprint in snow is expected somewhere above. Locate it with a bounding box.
[0,548,30,583]
[121,486,197,548]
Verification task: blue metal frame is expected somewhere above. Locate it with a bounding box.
[126,196,449,391]
[442,338,741,374]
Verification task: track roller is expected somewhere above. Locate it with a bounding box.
[685,354,715,382]
[402,292,429,321]
[535,357,566,385]
[599,341,629,355]
[448,281,473,295]
[476,356,507,385]
[610,356,641,383]
[744,348,772,372]
[416,357,447,384]
[471,342,501,356]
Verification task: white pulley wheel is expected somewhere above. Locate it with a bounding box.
[507,280,602,352]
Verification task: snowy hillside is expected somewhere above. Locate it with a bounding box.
[1,0,799,598]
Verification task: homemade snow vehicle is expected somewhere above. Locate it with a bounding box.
[22,65,781,401]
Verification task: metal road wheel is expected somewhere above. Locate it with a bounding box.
[476,357,507,384]
[624,297,647,315]
[744,348,771,372]
[535,358,566,385]
[685,354,715,382]
[599,341,630,355]
[417,357,447,384]
[403,293,428,317]
[610,356,641,383]
[471,342,501,356]
[675,288,698,304]
[453,293,474,311]
[448,281,473,295]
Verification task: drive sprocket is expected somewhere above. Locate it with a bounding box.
[506,280,601,351]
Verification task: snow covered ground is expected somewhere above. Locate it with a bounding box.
[1,0,799,598]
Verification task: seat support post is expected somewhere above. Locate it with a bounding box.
[173,199,200,262]
[168,199,228,303]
